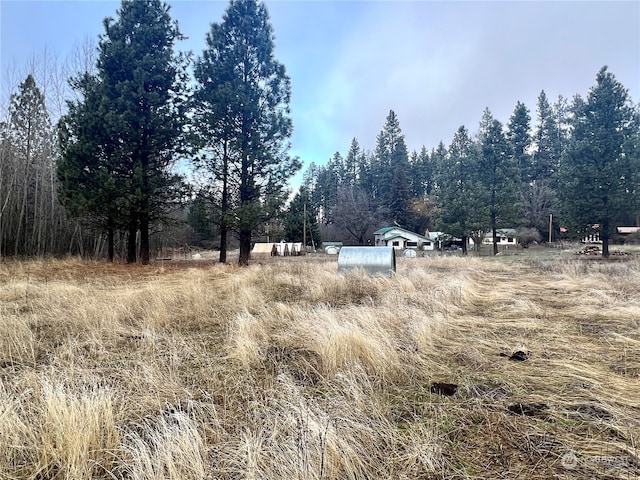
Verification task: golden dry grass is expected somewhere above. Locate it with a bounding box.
[0,254,639,479]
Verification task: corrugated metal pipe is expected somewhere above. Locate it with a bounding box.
[337,246,396,277]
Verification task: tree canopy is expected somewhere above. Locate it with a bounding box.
[58,0,188,264]
[560,66,639,257]
[193,0,299,266]
[2,0,638,264]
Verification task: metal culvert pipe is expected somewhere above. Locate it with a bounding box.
[337,246,396,277]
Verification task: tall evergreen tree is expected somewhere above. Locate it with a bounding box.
[192,12,243,263]
[409,146,433,197]
[507,101,532,185]
[58,0,188,264]
[429,141,448,197]
[197,0,299,266]
[343,138,362,188]
[355,150,375,200]
[533,90,562,183]
[315,152,343,224]
[101,0,188,264]
[553,94,571,161]
[477,111,519,255]
[436,126,483,254]
[506,101,555,239]
[371,110,409,205]
[389,163,410,227]
[2,75,64,256]
[560,66,638,257]
[58,73,124,261]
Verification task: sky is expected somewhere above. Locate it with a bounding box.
[1,0,639,187]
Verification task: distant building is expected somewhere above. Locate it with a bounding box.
[251,241,304,257]
[322,241,343,255]
[616,226,640,244]
[616,226,640,235]
[480,228,518,246]
[373,226,434,250]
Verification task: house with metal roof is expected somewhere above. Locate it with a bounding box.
[373,226,435,250]
[480,228,518,246]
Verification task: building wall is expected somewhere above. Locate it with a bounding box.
[482,235,517,245]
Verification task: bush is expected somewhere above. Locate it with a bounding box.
[517,227,541,248]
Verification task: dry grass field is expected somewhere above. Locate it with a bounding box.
[1,251,639,479]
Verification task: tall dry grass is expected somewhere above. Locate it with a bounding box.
[0,254,639,479]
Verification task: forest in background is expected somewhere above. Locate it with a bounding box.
[297,79,640,257]
[1,0,639,263]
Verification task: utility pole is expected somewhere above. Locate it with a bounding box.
[303,202,307,248]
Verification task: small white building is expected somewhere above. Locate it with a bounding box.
[617,226,640,235]
[481,228,518,246]
[322,242,343,255]
[373,227,435,250]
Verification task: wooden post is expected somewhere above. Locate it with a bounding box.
[549,214,553,243]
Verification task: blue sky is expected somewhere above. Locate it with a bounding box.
[2,0,639,186]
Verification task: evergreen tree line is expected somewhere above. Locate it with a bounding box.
[1,0,637,262]
[1,0,298,265]
[299,67,639,257]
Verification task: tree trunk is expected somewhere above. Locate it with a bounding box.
[219,140,229,264]
[601,220,610,258]
[140,213,150,265]
[15,126,32,256]
[127,215,137,263]
[219,223,227,263]
[107,217,115,262]
[239,229,251,266]
[461,234,468,255]
[492,226,498,255]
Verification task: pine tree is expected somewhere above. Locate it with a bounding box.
[477,111,519,255]
[430,141,448,197]
[436,126,483,254]
[193,13,247,263]
[389,163,410,227]
[355,150,375,200]
[196,0,299,266]
[553,94,571,161]
[560,66,638,257]
[2,74,63,256]
[344,138,362,188]
[507,101,532,185]
[58,0,188,264]
[100,0,188,264]
[372,110,409,205]
[58,72,124,261]
[533,90,562,183]
[315,152,343,224]
[409,146,433,197]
